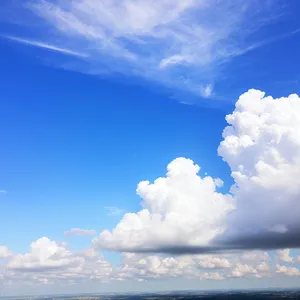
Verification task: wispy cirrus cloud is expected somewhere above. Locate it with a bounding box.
[64,228,96,237]
[3,0,283,99]
[4,36,88,58]
[105,206,125,217]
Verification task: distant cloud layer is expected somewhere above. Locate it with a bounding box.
[93,89,300,254]
[1,237,299,290]
[4,0,281,98]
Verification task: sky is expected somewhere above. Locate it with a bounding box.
[1,0,300,297]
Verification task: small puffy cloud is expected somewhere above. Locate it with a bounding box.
[93,157,234,252]
[276,249,293,263]
[276,264,300,277]
[197,256,231,269]
[64,228,96,237]
[200,84,213,98]
[230,263,257,278]
[200,272,224,280]
[0,246,12,259]
[256,262,270,272]
[242,251,270,262]
[2,238,113,288]
[117,253,230,281]
[7,237,84,271]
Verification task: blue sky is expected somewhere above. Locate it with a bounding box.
[1,0,300,296]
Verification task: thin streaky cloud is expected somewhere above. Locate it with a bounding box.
[4,0,282,100]
[105,206,125,216]
[0,190,7,194]
[4,36,88,58]
[64,228,97,237]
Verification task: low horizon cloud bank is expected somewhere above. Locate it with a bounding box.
[93,89,300,254]
[2,236,299,291]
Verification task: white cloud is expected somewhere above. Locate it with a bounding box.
[256,262,270,272]
[218,89,300,244]
[276,264,300,276]
[201,272,224,280]
[4,0,280,98]
[1,238,236,287]
[64,228,96,237]
[93,89,300,253]
[197,256,231,269]
[0,246,12,259]
[200,84,214,98]
[93,157,234,251]
[242,251,270,262]
[7,237,84,271]
[117,252,230,281]
[2,89,300,289]
[2,237,113,288]
[159,55,192,69]
[1,237,298,289]
[230,263,257,278]
[276,249,293,263]
[4,36,87,57]
[105,206,125,216]
[0,190,7,194]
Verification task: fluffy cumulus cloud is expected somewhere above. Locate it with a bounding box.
[93,89,300,254]
[217,90,300,249]
[276,249,293,263]
[276,264,300,277]
[241,251,271,262]
[4,0,280,97]
[7,238,84,271]
[2,89,300,290]
[1,238,299,291]
[0,246,11,259]
[112,250,274,282]
[1,238,113,288]
[230,263,258,278]
[94,157,234,252]
[117,253,232,281]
